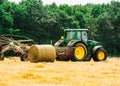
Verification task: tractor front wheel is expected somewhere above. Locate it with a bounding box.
[93,48,107,61]
[71,43,87,61]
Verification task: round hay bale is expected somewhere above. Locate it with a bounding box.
[28,45,56,63]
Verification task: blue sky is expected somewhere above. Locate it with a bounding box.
[9,0,120,5]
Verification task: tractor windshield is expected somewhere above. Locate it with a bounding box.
[65,31,76,40]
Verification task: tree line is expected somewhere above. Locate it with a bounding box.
[0,0,120,56]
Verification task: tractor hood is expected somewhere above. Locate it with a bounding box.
[88,40,100,46]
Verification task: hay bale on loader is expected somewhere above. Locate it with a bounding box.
[28,45,56,63]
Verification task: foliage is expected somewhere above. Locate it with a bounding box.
[0,0,120,56]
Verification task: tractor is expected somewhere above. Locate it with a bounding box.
[54,29,107,61]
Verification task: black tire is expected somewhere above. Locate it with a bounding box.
[0,53,4,61]
[93,48,107,61]
[20,52,29,61]
[71,43,87,61]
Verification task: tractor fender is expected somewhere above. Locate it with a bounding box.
[67,40,87,47]
[92,45,103,56]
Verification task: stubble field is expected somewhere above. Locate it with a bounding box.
[0,57,120,86]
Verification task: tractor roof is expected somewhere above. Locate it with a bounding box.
[64,29,88,32]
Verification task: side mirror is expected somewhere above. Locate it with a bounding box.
[61,36,64,40]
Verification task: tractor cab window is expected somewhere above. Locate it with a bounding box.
[77,32,81,40]
[65,31,75,40]
[82,31,87,42]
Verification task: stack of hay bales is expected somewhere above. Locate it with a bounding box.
[28,45,56,63]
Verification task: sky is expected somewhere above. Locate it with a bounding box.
[8,0,120,5]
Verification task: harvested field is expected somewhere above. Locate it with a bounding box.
[0,57,120,86]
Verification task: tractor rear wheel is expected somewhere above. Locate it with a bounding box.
[71,43,87,61]
[93,48,107,61]
[0,53,4,61]
[20,52,29,61]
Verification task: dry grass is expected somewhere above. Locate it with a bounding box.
[0,57,120,86]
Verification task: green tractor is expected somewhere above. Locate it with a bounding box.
[54,29,107,61]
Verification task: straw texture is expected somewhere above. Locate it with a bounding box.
[28,45,56,63]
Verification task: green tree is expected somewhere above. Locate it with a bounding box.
[96,12,114,55]
[91,5,105,18]
[0,1,14,34]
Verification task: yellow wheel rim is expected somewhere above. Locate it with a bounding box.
[75,46,85,60]
[98,51,105,60]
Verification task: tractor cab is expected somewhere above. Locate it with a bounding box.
[64,29,88,42]
[55,29,88,47]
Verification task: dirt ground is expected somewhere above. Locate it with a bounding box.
[0,57,120,86]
